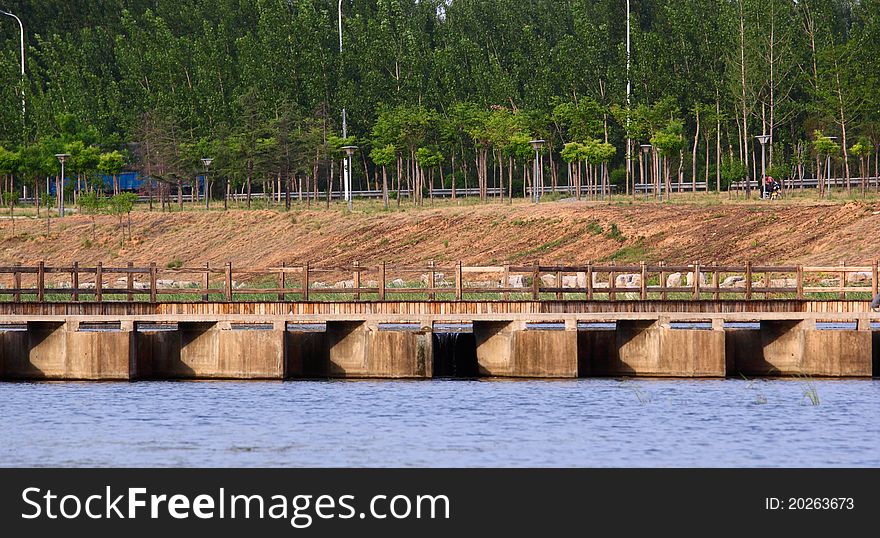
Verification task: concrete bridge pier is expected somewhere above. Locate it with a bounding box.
[727,319,872,377]
[0,320,134,380]
[583,318,726,377]
[288,321,432,378]
[140,321,286,379]
[473,320,578,378]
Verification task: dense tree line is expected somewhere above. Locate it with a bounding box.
[1,0,879,208]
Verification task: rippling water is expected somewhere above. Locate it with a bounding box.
[1,379,878,467]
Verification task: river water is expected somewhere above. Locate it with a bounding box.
[1,378,878,467]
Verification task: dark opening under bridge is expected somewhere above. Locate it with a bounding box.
[1,261,878,381]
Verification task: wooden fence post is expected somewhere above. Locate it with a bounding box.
[693,262,701,300]
[149,262,157,303]
[13,262,21,302]
[639,262,647,300]
[532,264,540,300]
[660,261,667,301]
[225,262,233,301]
[379,262,386,301]
[302,262,310,302]
[354,261,361,301]
[427,260,434,301]
[745,261,753,300]
[872,260,879,298]
[586,261,593,301]
[555,269,563,300]
[127,261,134,301]
[278,262,286,301]
[37,261,45,302]
[72,261,79,302]
[712,262,720,301]
[796,265,804,300]
[839,260,846,300]
[204,262,211,301]
[608,261,616,301]
[95,262,102,302]
[455,262,462,301]
[502,264,510,300]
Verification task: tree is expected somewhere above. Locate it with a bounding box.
[108,192,138,244]
[2,191,17,237]
[370,144,396,209]
[78,191,106,241]
[98,151,125,195]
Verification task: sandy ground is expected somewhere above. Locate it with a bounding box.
[1,197,879,268]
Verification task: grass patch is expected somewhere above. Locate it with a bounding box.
[605,241,651,262]
[605,223,625,242]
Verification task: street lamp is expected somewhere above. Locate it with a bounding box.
[755,134,770,198]
[341,145,357,210]
[55,153,70,217]
[200,158,213,210]
[0,9,25,125]
[529,140,545,203]
[640,144,652,199]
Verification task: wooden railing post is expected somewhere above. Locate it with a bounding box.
[278,262,286,301]
[796,265,804,300]
[95,262,102,302]
[14,262,21,302]
[659,261,667,300]
[149,262,157,303]
[72,261,79,302]
[302,262,310,301]
[204,262,211,301]
[354,261,361,301]
[693,262,701,300]
[745,261,753,300]
[502,264,510,300]
[37,261,45,302]
[586,261,593,301]
[608,261,616,301]
[640,261,647,300]
[532,264,540,300]
[839,260,846,300]
[555,269,563,300]
[712,262,720,301]
[127,261,134,301]
[427,260,434,301]
[379,262,386,301]
[455,262,462,301]
[225,262,233,301]
[872,260,879,298]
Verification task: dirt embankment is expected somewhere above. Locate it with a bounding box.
[1,199,879,268]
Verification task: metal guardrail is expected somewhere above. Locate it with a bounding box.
[0,261,877,303]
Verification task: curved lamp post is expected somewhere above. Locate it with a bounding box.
[200,158,213,210]
[755,134,770,197]
[529,139,545,203]
[0,9,25,123]
[55,153,70,217]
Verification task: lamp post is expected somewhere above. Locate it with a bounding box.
[755,134,770,198]
[0,9,25,126]
[342,145,357,210]
[55,153,70,217]
[200,158,213,210]
[640,144,652,199]
[529,140,545,203]
[626,0,632,196]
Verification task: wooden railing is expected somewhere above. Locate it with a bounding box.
[0,261,877,303]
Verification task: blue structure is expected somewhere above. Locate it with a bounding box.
[49,172,205,195]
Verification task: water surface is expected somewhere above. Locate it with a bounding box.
[1,379,877,467]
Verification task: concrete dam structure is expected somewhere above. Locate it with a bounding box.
[1,299,877,380]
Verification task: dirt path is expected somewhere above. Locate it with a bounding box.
[1,199,879,267]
